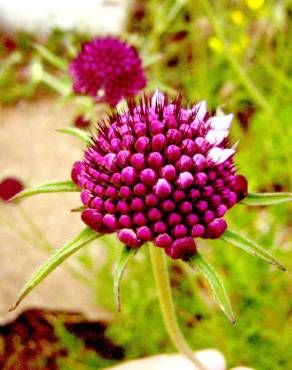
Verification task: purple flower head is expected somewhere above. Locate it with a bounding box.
[69,37,147,106]
[72,91,248,259]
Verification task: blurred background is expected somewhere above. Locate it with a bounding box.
[0,0,291,369]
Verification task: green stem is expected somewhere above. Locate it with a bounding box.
[150,247,207,370]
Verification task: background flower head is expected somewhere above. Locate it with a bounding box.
[69,37,147,106]
[0,177,24,202]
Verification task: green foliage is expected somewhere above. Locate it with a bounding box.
[55,322,116,369]
[86,203,291,369]
[0,29,86,105]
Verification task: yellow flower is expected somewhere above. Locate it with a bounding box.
[230,43,241,55]
[231,10,245,25]
[246,0,265,11]
[208,37,224,53]
[240,34,249,49]
[230,35,249,55]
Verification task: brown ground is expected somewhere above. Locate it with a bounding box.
[0,99,109,324]
[0,308,124,369]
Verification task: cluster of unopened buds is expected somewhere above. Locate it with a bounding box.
[72,91,247,259]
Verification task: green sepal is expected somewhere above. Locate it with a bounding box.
[114,246,138,312]
[12,180,80,201]
[70,205,86,212]
[241,192,292,206]
[9,227,99,311]
[222,229,286,271]
[56,127,92,145]
[188,253,236,324]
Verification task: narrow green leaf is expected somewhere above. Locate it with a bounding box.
[34,43,68,71]
[188,253,236,324]
[9,228,99,311]
[12,180,80,201]
[241,192,292,206]
[222,229,286,271]
[56,127,92,145]
[114,246,138,312]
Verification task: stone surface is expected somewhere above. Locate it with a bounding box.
[107,349,226,370]
[0,99,109,324]
[0,0,130,35]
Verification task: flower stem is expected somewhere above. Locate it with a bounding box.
[150,246,207,370]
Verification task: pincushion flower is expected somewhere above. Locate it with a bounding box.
[72,91,247,260]
[69,37,147,106]
[9,91,291,370]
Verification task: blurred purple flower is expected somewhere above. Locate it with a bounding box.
[69,37,147,106]
[0,177,24,202]
[74,115,91,129]
[72,91,247,259]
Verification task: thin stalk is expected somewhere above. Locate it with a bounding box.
[150,247,207,370]
[16,204,53,252]
[0,215,35,245]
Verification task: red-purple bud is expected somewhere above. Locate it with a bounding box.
[166,237,197,259]
[155,179,172,198]
[232,175,248,201]
[204,218,227,239]
[118,229,141,247]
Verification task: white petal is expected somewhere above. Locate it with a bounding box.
[192,100,207,120]
[205,130,228,145]
[231,140,239,150]
[151,89,165,106]
[208,114,233,131]
[207,147,235,165]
